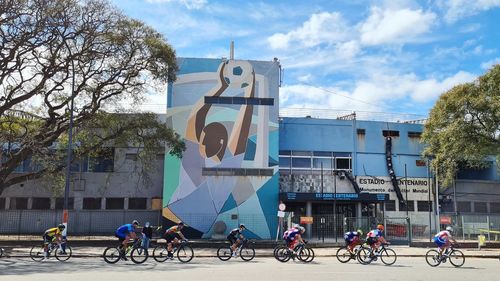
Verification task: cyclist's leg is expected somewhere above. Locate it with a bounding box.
[43,234,51,256]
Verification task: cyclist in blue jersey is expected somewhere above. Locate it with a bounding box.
[227,224,246,256]
[115,220,139,259]
[344,229,363,254]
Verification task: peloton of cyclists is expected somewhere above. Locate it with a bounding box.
[227,224,246,256]
[344,229,363,254]
[433,226,457,257]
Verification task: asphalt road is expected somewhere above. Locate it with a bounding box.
[1,257,499,281]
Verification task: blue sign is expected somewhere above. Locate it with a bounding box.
[280,192,388,202]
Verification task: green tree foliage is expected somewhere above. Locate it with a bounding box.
[0,0,185,192]
[422,65,500,186]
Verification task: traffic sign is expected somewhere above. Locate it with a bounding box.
[278,203,286,211]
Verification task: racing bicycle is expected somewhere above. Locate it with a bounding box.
[356,243,397,265]
[153,240,194,263]
[425,244,465,267]
[103,238,148,264]
[217,239,255,261]
[274,241,315,263]
[336,242,365,263]
[30,241,72,262]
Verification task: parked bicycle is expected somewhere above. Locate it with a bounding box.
[336,242,365,263]
[217,239,255,261]
[425,244,465,267]
[274,241,314,263]
[103,238,148,264]
[153,240,194,263]
[30,241,72,262]
[356,243,397,265]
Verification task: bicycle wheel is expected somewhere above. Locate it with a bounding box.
[30,245,45,262]
[449,250,465,267]
[103,247,121,264]
[130,247,148,264]
[356,246,372,265]
[336,247,353,263]
[275,246,291,262]
[240,245,255,261]
[425,249,441,267]
[153,245,169,262]
[55,245,72,262]
[299,247,314,263]
[217,246,232,261]
[177,245,194,263]
[380,248,397,265]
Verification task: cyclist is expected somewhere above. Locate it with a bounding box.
[366,224,388,254]
[344,229,363,253]
[43,224,66,257]
[433,226,457,256]
[164,221,187,259]
[227,224,246,256]
[115,220,139,260]
[285,225,305,251]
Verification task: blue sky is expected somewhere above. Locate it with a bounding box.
[112,0,500,118]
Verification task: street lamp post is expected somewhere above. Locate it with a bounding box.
[60,30,76,239]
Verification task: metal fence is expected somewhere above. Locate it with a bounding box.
[0,210,161,238]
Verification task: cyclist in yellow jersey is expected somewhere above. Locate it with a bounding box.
[163,222,187,259]
[43,224,65,257]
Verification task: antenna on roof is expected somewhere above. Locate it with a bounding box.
[230,41,234,60]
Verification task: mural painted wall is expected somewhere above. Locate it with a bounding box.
[163,58,280,239]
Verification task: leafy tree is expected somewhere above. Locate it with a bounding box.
[0,0,185,193]
[422,65,500,186]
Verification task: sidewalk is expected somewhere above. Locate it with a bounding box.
[1,245,498,258]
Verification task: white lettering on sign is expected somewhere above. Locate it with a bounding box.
[357,176,432,201]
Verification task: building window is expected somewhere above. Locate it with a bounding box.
[83,198,102,210]
[457,201,471,212]
[10,197,28,210]
[312,158,332,170]
[204,96,274,106]
[279,157,291,169]
[106,198,124,210]
[291,157,311,169]
[408,132,422,138]
[474,202,487,213]
[55,198,74,210]
[0,198,5,210]
[313,151,332,157]
[490,203,500,213]
[88,148,114,172]
[335,158,351,170]
[292,151,311,157]
[416,160,426,167]
[125,153,138,161]
[32,198,51,210]
[382,130,400,137]
[129,198,147,210]
[384,200,396,211]
[357,129,365,135]
[399,200,415,212]
[279,150,291,155]
[417,201,433,212]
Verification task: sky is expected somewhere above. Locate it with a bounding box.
[111,0,500,118]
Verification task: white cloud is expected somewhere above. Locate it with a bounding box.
[438,0,500,23]
[280,71,476,114]
[360,7,437,46]
[267,12,352,50]
[481,57,500,69]
[146,0,207,10]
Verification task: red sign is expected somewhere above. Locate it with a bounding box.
[300,216,313,225]
[440,215,452,225]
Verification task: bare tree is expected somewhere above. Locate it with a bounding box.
[0,0,184,192]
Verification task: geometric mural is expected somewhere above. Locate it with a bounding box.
[163,58,280,238]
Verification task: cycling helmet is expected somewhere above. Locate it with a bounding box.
[145,222,150,227]
[58,224,66,230]
[377,224,384,231]
[132,220,139,226]
[239,224,246,229]
[445,226,453,232]
[178,221,184,226]
[357,229,363,236]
